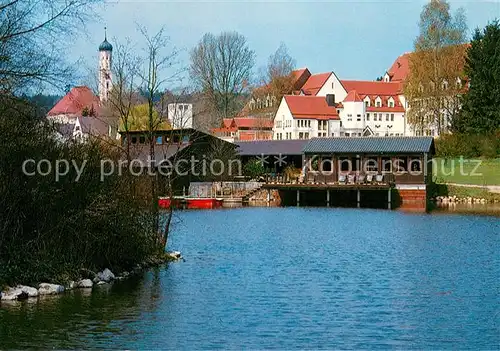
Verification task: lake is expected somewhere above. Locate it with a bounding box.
[0,208,499,349]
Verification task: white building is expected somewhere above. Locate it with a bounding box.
[167,103,193,129]
[273,95,341,140]
[273,70,409,139]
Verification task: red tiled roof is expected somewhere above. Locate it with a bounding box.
[222,118,236,129]
[233,117,273,129]
[292,68,312,90]
[284,95,340,120]
[341,80,401,96]
[221,117,273,130]
[301,72,331,95]
[48,86,100,116]
[343,90,363,103]
[386,44,469,83]
[387,53,411,82]
[212,127,237,133]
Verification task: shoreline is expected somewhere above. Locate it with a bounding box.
[0,251,182,303]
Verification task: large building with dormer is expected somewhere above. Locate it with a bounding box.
[272,69,409,140]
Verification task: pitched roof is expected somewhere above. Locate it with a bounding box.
[341,80,401,96]
[48,86,100,116]
[301,72,331,95]
[235,139,309,156]
[233,117,273,129]
[303,137,435,154]
[77,116,110,137]
[343,90,363,103]
[387,53,411,82]
[284,95,340,120]
[292,68,312,90]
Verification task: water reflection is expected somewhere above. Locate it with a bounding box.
[1,208,499,349]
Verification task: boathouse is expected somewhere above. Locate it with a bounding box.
[263,136,435,211]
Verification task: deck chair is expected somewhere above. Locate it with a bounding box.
[347,174,355,184]
[376,174,384,183]
[338,174,346,184]
[366,174,374,184]
[357,174,366,184]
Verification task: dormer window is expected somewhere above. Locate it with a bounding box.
[388,98,394,108]
[376,101,381,108]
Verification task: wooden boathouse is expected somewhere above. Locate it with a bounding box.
[262,137,435,211]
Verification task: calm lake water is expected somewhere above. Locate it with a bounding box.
[1,208,499,349]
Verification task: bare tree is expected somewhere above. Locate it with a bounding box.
[103,37,142,161]
[0,0,100,94]
[263,42,296,101]
[189,31,255,127]
[136,25,184,247]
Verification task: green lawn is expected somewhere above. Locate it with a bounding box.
[433,158,500,186]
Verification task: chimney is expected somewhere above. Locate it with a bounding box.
[326,94,335,106]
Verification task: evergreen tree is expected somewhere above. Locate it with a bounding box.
[453,21,500,134]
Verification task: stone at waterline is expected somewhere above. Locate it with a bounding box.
[0,287,28,301]
[17,285,39,297]
[38,283,65,295]
[97,268,115,282]
[167,251,182,260]
[96,281,108,286]
[76,279,93,288]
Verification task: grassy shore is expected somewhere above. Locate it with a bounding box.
[433,158,500,186]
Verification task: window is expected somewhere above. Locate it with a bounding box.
[319,120,327,131]
[339,157,350,172]
[366,113,370,121]
[340,121,343,127]
[365,101,369,108]
[299,132,304,139]
[382,157,392,172]
[390,114,394,121]
[304,132,309,139]
[345,132,350,137]
[358,133,362,137]
[388,100,394,108]
[307,120,311,128]
[409,157,422,173]
[379,114,383,121]
[331,133,335,137]
[376,100,381,107]
[347,114,352,121]
[395,157,407,173]
[357,114,361,121]
[386,114,390,121]
[365,157,378,172]
[156,136,162,144]
[139,136,146,144]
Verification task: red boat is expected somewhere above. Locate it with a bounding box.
[158,197,223,209]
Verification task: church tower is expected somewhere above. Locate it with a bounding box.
[98,28,113,102]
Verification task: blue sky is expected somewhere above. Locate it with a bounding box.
[69,0,500,91]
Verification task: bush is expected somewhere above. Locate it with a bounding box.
[0,100,162,286]
[435,132,500,158]
[243,158,266,179]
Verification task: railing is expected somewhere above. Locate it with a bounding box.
[265,172,396,186]
[189,181,262,198]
